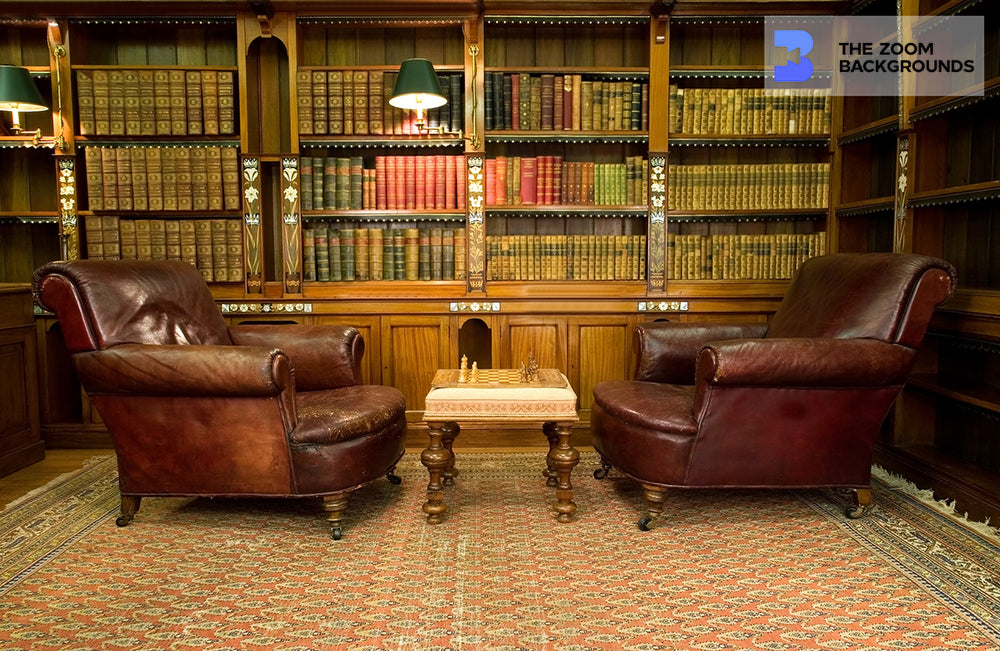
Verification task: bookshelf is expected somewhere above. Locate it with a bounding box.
[66,17,244,284]
[483,13,652,289]
[666,16,831,285]
[860,0,1000,523]
[295,18,470,285]
[0,23,61,284]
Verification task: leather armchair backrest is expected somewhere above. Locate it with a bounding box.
[33,260,231,353]
[766,253,957,347]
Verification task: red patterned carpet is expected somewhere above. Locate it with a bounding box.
[2,451,999,650]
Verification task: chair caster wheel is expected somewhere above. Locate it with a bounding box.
[115,514,133,527]
[387,472,402,485]
[637,516,653,531]
[331,527,343,540]
[593,467,610,480]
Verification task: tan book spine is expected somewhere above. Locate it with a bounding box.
[179,219,197,267]
[130,147,148,211]
[175,148,193,211]
[221,147,241,211]
[108,69,126,136]
[93,70,110,135]
[123,69,141,136]
[120,218,138,260]
[352,70,368,135]
[205,147,224,211]
[101,147,119,211]
[138,69,156,136]
[164,219,181,260]
[169,70,187,135]
[85,147,103,211]
[194,219,213,280]
[76,70,96,135]
[226,218,244,282]
[153,69,172,135]
[185,70,203,135]
[146,147,164,212]
[201,70,219,135]
[296,70,313,135]
[217,71,236,135]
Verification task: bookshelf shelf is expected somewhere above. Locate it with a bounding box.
[303,210,465,221]
[837,115,899,146]
[907,373,1000,415]
[300,136,464,148]
[0,213,60,224]
[485,132,647,143]
[908,181,1000,208]
[669,135,830,148]
[909,77,1000,123]
[486,206,647,217]
[669,209,828,222]
[835,196,894,218]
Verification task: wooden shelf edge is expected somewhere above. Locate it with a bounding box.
[837,115,898,145]
[906,373,1000,415]
[908,180,1000,208]
[874,443,1000,526]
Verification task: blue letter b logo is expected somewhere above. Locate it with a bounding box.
[774,29,814,82]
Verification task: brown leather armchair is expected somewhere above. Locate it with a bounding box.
[592,253,957,530]
[33,259,407,540]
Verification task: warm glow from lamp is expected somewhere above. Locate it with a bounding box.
[389,58,447,132]
[0,65,48,134]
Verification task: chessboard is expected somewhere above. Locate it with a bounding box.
[430,368,566,388]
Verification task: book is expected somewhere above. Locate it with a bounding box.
[76,70,96,135]
[168,70,187,135]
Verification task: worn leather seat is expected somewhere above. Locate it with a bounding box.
[591,253,957,530]
[33,259,407,540]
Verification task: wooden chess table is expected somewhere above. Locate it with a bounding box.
[420,368,580,524]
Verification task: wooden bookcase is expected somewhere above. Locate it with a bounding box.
[826,0,1000,521]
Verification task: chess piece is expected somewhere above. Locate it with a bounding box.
[470,361,479,383]
[519,362,528,383]
[458,354,468,383]
[526,352,539,382]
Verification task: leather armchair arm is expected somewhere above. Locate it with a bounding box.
[74,344,294,396]
[634,321,768,384]
[696,338,916,388]
[228,324,363,390]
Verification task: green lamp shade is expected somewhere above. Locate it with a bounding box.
[0,65,48,112]
[389,58,447,111]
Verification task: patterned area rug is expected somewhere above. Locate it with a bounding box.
[2,451,999,650]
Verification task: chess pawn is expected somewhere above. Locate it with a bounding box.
[470,361,479,383]
[458,354,468,383]
[519,362,528,383]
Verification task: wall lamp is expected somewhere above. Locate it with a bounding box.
[389,58,448,135]
[0,64,49,142]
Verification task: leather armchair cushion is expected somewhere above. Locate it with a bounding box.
[292,385,407,445]
[592,380,698,435]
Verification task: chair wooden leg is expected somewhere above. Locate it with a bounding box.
[116,495,141,527]
[846,487,875,519]
[323,491,353,540]
[638,483,667,531]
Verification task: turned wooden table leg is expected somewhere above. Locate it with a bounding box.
[546,421,580,522]
[421,421,454,524]
[440,421,460,486]
[543,421,559,487]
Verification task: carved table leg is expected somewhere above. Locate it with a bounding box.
[421,421,458,524]
[546,421,580,522]
[542,421,559,487]
[440,421,460,486]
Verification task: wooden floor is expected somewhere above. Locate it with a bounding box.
[0,449,111,508]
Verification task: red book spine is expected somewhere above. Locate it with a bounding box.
[435,154,447,209]
[495,156,508,206]
[404,155,417,210]
[562,75,573,130]
[376,156,387,210]
[384,156,399,210]
[485,158,497,206]
[445,154,457,209]
[395,155,406,209]
[521,157,537,205]
[415,156,427,210]
[455,155,466,211]
[553,156,564,204]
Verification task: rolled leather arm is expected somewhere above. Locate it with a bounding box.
[634,321,768,384]
[74,344,293,396]
[228,324,363,390]
[696,338,916,388]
